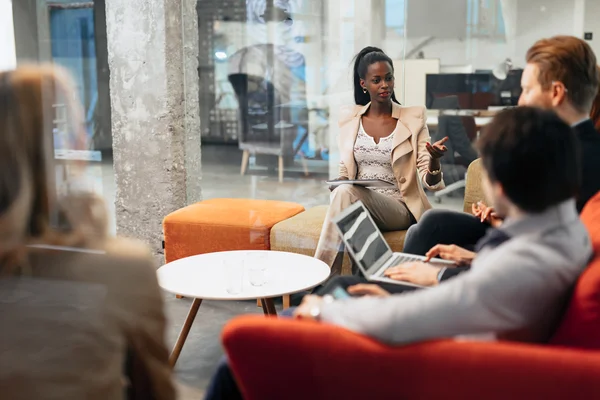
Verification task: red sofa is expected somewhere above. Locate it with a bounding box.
[222,193,600,400]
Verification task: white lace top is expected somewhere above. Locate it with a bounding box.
[354,120,402,201]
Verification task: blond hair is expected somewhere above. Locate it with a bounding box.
[0,65,108,272]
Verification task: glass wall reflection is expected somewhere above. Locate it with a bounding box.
[193,0,597,203]
[7,0,598,215]
[10,0,114,231]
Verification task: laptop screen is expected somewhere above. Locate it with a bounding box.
[335,203,392,270]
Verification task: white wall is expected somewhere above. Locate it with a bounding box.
[384,0,589,70]
[388,35,510,70]
[0,0,17,71]
[513,0,577,65]
[405,0,467,39]
[584,0,600,58]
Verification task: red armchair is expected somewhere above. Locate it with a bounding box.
[222,193,600,400]
[223,317,600,400]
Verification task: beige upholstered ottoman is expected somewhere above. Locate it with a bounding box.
[270,205,407,277]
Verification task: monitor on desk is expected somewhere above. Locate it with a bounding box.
[426,70,523,110]
[497,69,523,106]
[430,95,461,110]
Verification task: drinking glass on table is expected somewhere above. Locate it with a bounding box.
[248,252,268,287]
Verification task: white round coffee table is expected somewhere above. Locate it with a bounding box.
[157,250,330,366]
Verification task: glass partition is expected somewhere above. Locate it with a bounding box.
[8,0,597,228]
[183,0,596,209]
[9,0,113,231]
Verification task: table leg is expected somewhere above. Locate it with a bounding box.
[169,298,202,367]
[260,298,277,316]
[283,295,290,309]
[261,299,269,316]
[267,299,277,316]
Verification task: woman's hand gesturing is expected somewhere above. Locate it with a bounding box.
[426,136,449,159]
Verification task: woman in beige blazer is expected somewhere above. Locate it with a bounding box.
[0,66,174,399]
[315,47,448,274]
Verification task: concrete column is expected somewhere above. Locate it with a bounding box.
[105,0,201,263]
[11,0,52,64]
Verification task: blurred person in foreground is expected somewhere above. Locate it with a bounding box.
[205,107,592,399]
[0,66,174,399]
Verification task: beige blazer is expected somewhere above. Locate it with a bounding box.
[0,238,175,400]
[338,101,444,221]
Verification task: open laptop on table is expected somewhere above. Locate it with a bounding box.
[333,201,455,288]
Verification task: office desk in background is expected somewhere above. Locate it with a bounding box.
[426,116,492,129]
[426,109,499,129]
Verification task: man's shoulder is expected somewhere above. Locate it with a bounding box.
[475,219,591,274]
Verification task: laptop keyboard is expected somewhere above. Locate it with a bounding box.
[386,254,423,269]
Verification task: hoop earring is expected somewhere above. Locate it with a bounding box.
[362,88,367,94]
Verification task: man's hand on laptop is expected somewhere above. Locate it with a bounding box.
[384,263,441,287]
[425,244,475,266]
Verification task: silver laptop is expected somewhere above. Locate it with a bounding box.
[333,201,455,288]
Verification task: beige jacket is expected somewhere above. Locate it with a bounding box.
[338,101,444,221]
[0,238,175,400]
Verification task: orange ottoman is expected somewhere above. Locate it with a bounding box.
[163,198,305,263]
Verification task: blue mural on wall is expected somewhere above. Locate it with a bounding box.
[49,7,97,145]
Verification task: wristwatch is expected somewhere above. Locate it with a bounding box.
[436,267,447,283]
[309,295,334,321]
